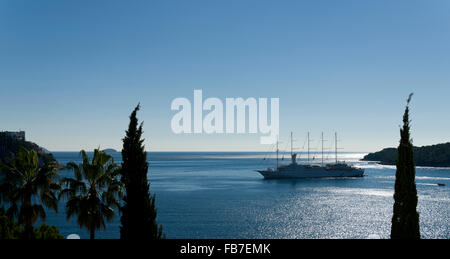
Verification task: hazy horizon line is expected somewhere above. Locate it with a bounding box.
[47,150,373,153]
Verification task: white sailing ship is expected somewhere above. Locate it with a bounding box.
[257,132,364,179]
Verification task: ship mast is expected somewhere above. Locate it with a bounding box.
[307,132,310,163]
[276,135,279,170]
[321,132,324,166]
[335,132,338,164]
[290,132,293,157]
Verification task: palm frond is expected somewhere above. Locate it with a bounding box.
[63,149,122,238]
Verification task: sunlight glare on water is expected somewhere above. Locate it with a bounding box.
[45,152,450,239]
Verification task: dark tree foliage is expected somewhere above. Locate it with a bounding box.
[0,206,23,239]
[33,224,64,239]
[0,148,60,239]
[1,207,63,239]
[120,104,163,239]
[61,149,122,239]
[391,93,420,239]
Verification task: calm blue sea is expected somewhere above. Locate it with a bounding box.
[42,152,449,239]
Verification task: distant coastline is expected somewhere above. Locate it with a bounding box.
[0,132,64,169]
[362,142,450,167]
[102,148,119,154]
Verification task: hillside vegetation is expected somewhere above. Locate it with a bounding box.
[0,132,57,167]
[362,142,450,167]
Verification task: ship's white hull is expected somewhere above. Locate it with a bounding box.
[257,165,364,179]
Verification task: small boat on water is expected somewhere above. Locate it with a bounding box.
[256,132,364,179]
[437,183,445,187]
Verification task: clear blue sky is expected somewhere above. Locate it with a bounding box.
[1,0,449,152]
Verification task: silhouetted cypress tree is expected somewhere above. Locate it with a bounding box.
[120,104,163,239]
[391,93,420,239]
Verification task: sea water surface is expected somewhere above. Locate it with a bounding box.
[44,152,449,239]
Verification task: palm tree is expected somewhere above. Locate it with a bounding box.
[0,148,60,239]
[60,149,122,239]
